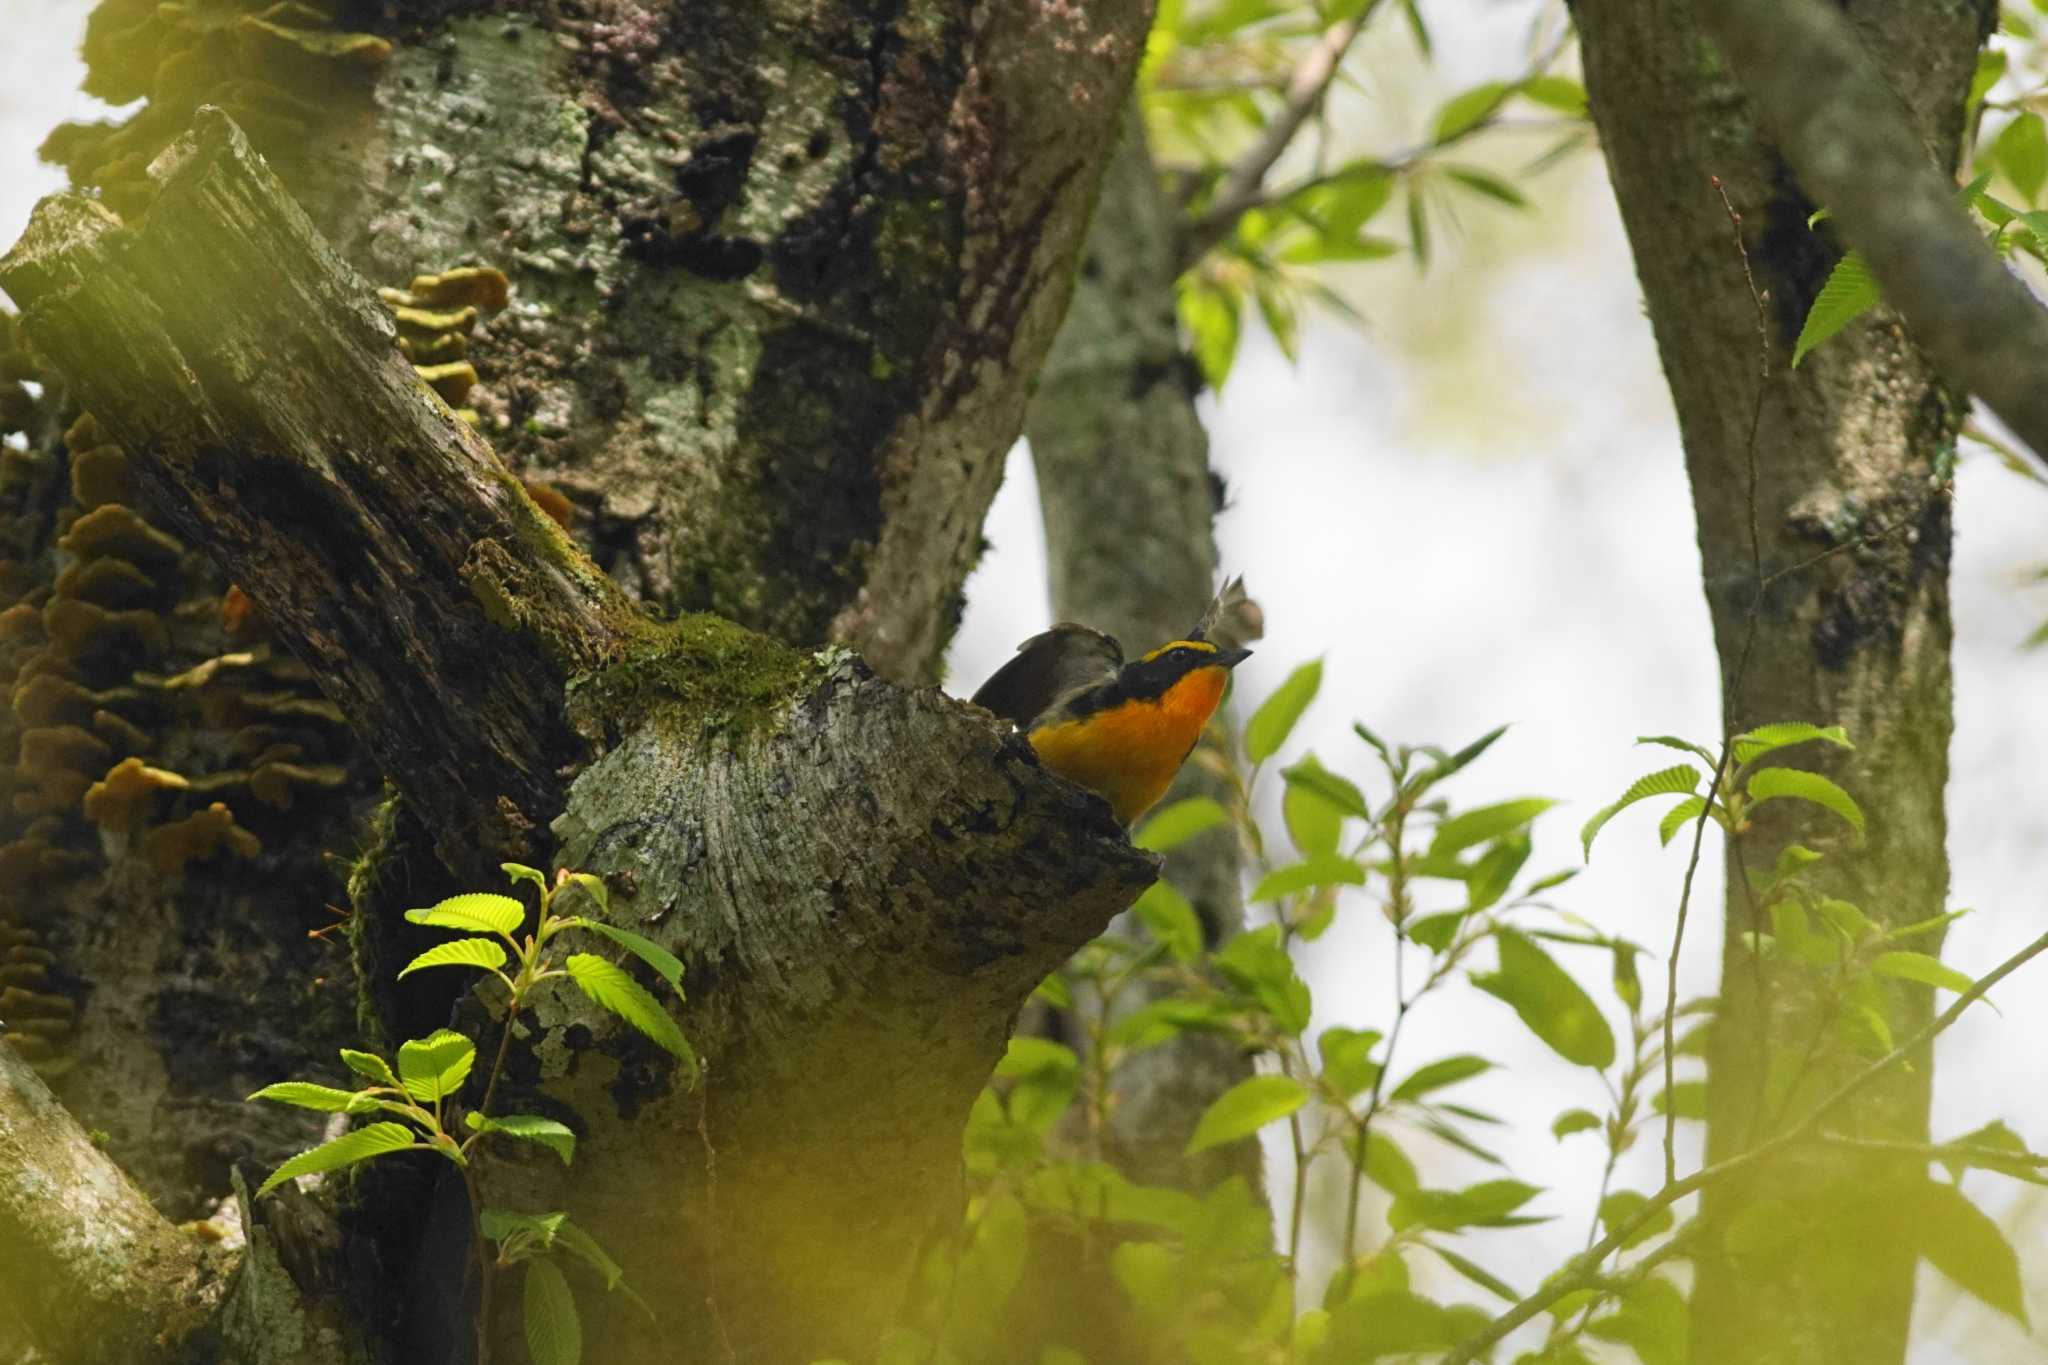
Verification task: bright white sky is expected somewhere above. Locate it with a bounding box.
[5,2,2047,1359]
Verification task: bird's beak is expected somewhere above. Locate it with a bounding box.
[1218,646,1252,668]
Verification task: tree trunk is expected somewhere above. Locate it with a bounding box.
[3,0,1159,1345]
[1574,2,1983,1361]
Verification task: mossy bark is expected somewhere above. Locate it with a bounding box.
[1573,2,1984,1360]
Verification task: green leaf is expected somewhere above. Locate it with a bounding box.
[1908,1177,2030,1324]
[1998,111,2048,201]
[1656,795,1712,847]
[1636,733,1719,766]
[1791,250,1879,367]
[247,1082,366,1112]
[1406,909,1470,954]
[561,871,611,915]
[1249,854,1366,902]
[482,1208,566,1254]
[1580,765,1699,857]
[339,1049,398,1087]
[397,1029,476,1104]
[1434,82,1512,141]
[1744,767,1865,839]
[1408,725,1507,793]
[1135,796,1230,852]
[1520,75,1587,115]
[556,920,684,993]
[466,1112,577,1165]
[1406,182,1431,267]
[1552,1108,1602,1140]
[501,862,549,896]
[1359,1129,1419,1197]
[1431,798,1557,859]
[1971,48,2009,107]
[1282,760,1371,821]
[1599,1190,1675,1249]
[564,954,696,1074]
[1651,1082,1707,1119]
[1398,0,1431,53]
[397,936,508,980]
[1317,1026,1383,1100]
[1131,880,1204,963]
[1432,1245,1519,1300]
[1321,1290,1462,1358]
[524,1257,582,1365]
[1941,1120,2048,1187]
[1472,929,1616,1069]
[1444,165,1528,209]
[257,1121,416,1197]
[1390,1054,1491,1103]
[1180,279,1241,389]
[1587,1275,1688,1365]
[1185,1074,1309,1154]
[1732,722,1852,766]
[1245,659,1322,763]
[1388,1179,1542,1232]
[1281,760,1343,856]
[1465,834,1530,912]
[404,892,526,938]
[553,1218,630,1294]
[1870,950,1975,995]
[1214,926,1313,1034]
[1885,907,1972,943]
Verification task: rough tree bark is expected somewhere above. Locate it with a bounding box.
[1574,2,1985,1361]
[3,80,1155,1365]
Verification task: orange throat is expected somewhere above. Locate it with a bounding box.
[1026,666,1229,825]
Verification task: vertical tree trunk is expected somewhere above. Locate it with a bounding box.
[1574,2,1984,1360]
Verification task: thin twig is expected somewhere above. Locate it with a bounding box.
[1443,924,2048,1364]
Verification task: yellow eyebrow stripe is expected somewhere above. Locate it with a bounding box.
[1139,638,1219,664]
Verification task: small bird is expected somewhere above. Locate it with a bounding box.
[972,579,1254,825]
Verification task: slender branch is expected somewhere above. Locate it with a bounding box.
[1444,924,2048,1363]
[1188,3,1382,253]
[1692,0,2048,472]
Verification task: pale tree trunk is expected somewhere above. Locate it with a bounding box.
[1574,1,1984,1361]
[1,0,1159,1358]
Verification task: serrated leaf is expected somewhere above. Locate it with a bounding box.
[467,1112,576,1165]
[482,1208,566,1251]
[1581,765,1699,857]
[1390,1054,1491,1102]
[1185,1074,1309,1154]
[564,954,697,1076]
[247,1081,366,1112]
[397,936,508,980]
[1552,1108,1602,1140]
[256,1121,415,1197]
[1434,81,1512,141]
[524,1257,582,1365]
[1431,798,1557,859]
[558,920,684,993]
[397,1029,476,1103]
[1745,767,1865,839]
[1246,660,1322,763]
[1908,1177,2029,1324]
[1131,879,1204,963]
[554,1218,628,1293]
[1871,950,1975,995]
[1791,251,1879,367]
[1732,722,1853,765]
[404,892,526,937]
[339,1048,398,1087]
[1657,795,1712,847]
[1249,854,1366,902]
[1136,797,1230,852]
[1472,929,1616,1069]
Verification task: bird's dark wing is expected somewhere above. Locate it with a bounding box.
[970,624,1124,728]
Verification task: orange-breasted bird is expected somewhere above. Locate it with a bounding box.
[973,579,1254,825]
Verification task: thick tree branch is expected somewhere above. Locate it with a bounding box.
[0,1039,221,1361]
[0,109,640,859]
[1691,0,2048,468]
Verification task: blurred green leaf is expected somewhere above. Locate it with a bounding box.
[1390,1054,1492,1103]
[1283,758,1345,856]
[1246,659,1323,763]
[1870,950,1975,995]
[1250,854,1367,902]
[1907,1177,2030,1324]
[1318,1026,1383,1099]
[1359,1130,1419,1196]
[1520,75,1587,115]
[1599,1190,1674,1249]
[1432,1245,1519,1300]
[1186,1074,1309,1154]
[1180,279,1242,389]
[1444,165,1528,208]
[1432,799,1557,859]
[524,1257,581,1365]
[1472,929,1616,1069]
[1136,797,1230,853]
[1434,82,1513,141]
[1651,1082,1707,1120]
[1388,1179,1542,1232]
[1131,880,1205,963]
[1998,111,2048,200]
[1745,766,1865,839]
[1551,1108,1602,1140]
